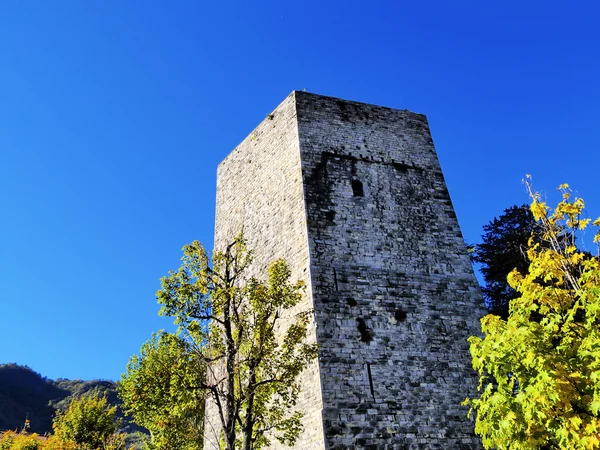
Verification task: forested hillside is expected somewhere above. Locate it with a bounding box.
[0,364,145,437]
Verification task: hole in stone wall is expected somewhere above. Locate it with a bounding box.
[325,210,336,222]
[392,161,409,173]
[346,297,357,307]
[394,308,408,322]
[356,318,374,343]
[352,179,364,197]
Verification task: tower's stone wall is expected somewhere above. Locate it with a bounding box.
[208,93,325,449]
[210,91,484,449]
[295,93,483,449]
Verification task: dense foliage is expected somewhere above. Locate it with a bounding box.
[52,393,126,450]
[466,180,600,449]
[470,204,540,318]
[0,430,75,450]
[119,332,205,450]
[127,236,318,450]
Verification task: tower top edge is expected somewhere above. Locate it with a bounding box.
[217,91,428,169]
[290,90,426,118]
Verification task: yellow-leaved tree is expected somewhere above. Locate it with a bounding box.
[465,177,600,449]
[0,430,76,449]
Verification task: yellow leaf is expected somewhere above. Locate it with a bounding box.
[531,201,549,220]
[581,218,591,230]
[570,415,582,430]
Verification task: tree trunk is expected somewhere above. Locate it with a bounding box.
[242,368,257,450]
[224,291,237,450]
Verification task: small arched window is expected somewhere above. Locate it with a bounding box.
[352,179,364,197]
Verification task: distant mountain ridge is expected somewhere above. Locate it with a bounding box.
[0,363,145,437]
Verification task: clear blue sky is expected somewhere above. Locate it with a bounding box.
[1,1,598,382]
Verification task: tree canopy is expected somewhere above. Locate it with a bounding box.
[470,204,540,318]
[52,393,125,450]
[465,179,600,449]
[119,332,205,450]
[123,236,318,450]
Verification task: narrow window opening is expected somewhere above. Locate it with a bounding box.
[333,267,339,291]
[352,179,364,197]
[367,363,376,399]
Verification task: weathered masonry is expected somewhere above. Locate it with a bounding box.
[209,91,484,449]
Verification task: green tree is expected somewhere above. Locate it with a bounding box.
[465,179,600,449]
[52,393,125,450]
[119,332,205,450]
[470,204,540,318]
[155,236,318,450]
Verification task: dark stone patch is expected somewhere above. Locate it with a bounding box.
[357,318,374,343]
[395,308,408,322]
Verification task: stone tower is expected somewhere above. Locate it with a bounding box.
[209,91,483,449]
